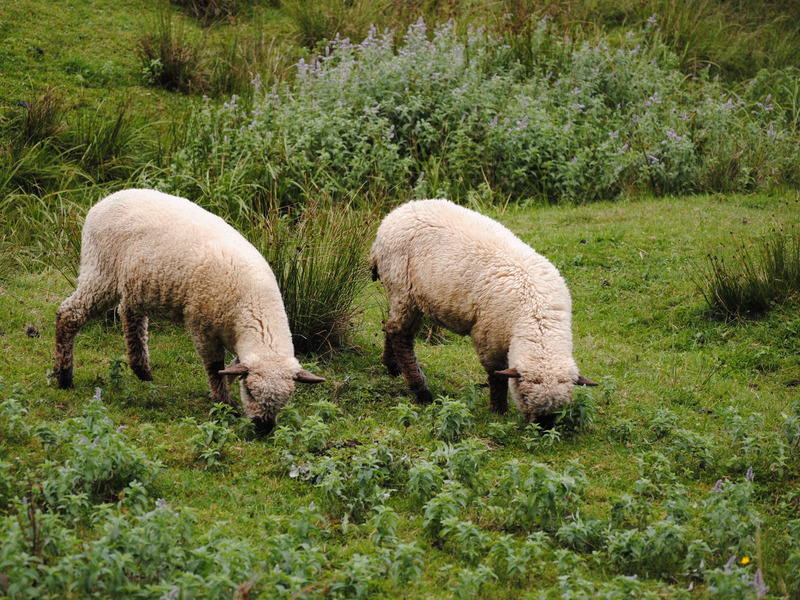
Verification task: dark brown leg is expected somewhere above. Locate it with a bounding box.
[54,306,83,388]
[54,286,115,389]
[387,330,433,404]
[488,372,509,414]
[121,307,152,382]
[206,357,236,408]
[381,332,401,377]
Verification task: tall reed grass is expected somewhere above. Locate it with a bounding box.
[138,13,209,93]
[238,198,374,354]
[695,200,800,318]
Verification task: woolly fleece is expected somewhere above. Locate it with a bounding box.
[370,198,587,421]
[54,189,320,428]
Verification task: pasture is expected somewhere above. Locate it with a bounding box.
[1,1,799,598]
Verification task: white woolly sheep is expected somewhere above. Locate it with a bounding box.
[54,189,324,434]
[369,199,597,425]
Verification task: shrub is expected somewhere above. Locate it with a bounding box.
[40,396,162,511]
[489,459,587,531]
[160,18,800,209]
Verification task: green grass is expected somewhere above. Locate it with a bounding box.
[2,194,800,597]
[2,0,800,596]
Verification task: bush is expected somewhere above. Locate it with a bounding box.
[159,18,800,208]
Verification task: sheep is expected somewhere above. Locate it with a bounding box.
[369,199,597,426]
[54,189,325,434]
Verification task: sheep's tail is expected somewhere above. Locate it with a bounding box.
[369,248,380,281]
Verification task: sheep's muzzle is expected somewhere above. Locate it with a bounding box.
[252,416,277,436]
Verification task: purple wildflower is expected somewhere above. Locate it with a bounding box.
[711,479,724,493]
[93,387,102,401]
[745,466,754,481]
[724,555,736,575]
[750,569,769,598]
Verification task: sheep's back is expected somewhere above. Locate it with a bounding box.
[81,189,280,323]
[372,199,571,338]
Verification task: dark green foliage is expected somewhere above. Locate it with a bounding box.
[165,18,799,208]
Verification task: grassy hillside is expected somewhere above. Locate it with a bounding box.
[2,1,800,598]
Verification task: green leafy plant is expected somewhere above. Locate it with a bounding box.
[490,459,587,531]
[428,396,473,442]
[185,416,237,468]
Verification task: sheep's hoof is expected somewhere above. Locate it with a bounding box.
[489,402,509,414]
[532,413,556,431]
[252,416,276,437]
[54,367,73,389]
[413,388,434,405]
[131,366,153,382]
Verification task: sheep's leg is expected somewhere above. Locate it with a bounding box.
[381,333,401,377]
[191,333,235,408]
[487,372,510,414]
[120,307,152,382]
[54,284,116,389]
[205,356,236,409]
[385,305,432,404]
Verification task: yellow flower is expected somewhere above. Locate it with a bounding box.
[741,556,751,565]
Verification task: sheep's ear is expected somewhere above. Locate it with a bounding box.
[219,362,250,377]
[576,374,599,386]
[295,369,326,384]
[493,367,521,379]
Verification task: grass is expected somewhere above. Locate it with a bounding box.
[693,199,800,319]
[2,194,800,597]
[2,0,800,596]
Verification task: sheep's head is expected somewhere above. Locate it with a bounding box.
[495,367,597,427]
[219,359,325,435]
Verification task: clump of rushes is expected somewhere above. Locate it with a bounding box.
[243,199,374,354]
[137,12,209,93]
[172,0,243,24]
[695,203,800,318]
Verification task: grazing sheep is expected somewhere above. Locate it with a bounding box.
[369,199,597,425]
[54,189,324,434]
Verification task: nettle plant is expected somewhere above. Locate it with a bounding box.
[0,393,266,600]
[160,17,798,207]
